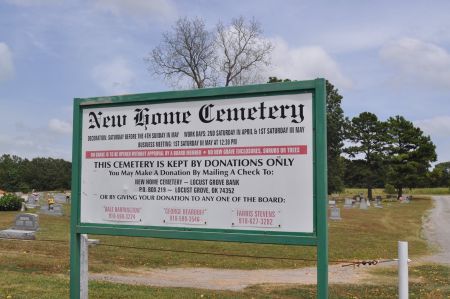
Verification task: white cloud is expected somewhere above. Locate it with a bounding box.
[267,38,352,88]
[92,57,135,95]
[93,0,176,20]
[317,27,397,54]
[48,118,72,135]
[415,116,450,138]
[0,132,70,160]
[415,116,450,163]
[380,38,450,88]
[0,43,14,81]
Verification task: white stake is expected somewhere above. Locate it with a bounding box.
[80,234,88,299]
[398,241,408,299]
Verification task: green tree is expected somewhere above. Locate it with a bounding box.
[0,154,71,192]
[343,158,385,189]
[385,116,437,198]
[326,81,346,194]
[268,78,346,194]
[344,112,387,200]
[0,154,23,191]
[428,162,450,187]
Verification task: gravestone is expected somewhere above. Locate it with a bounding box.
[375,196,383,208]
[40,204,64,216]
[54,193,67,203]
[328,200,336,207]
[0,213,39,240]
[13,213,39,231]
[329,207,342,220]
[344,198,353,209]
[25,194,40,209]
[359,199,368,210]
[400,195,410,203]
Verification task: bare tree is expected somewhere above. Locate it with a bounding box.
[146,17,217,89]
[147,16,272,88]
[216,17,273,87]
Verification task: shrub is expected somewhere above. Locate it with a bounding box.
[0,194,23,211]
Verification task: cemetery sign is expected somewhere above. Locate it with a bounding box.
[71,79,328,298]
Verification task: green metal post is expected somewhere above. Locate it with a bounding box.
[315,78,328,298]
[70,99,82,299]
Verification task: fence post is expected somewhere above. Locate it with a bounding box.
[80,234,88,299]
[398,241,408,299]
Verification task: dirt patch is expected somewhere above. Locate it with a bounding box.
[421,196,450,265]
[90,263,380,291]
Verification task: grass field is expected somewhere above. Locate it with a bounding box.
[0,192,449,298]
[340,187,450,197]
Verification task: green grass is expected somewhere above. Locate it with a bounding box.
[341,187,450,197]
[0,265,448,298]
[328,198,432,262]
[405,187,450,195]
[0,196,446,298]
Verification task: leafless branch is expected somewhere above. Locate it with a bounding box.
[145,17,217,89]
[215,16,273,86]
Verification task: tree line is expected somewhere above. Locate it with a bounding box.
[0,155,71,192]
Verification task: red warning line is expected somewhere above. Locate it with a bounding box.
[85,145,307,159]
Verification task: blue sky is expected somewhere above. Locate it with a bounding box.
[0,0,449,164]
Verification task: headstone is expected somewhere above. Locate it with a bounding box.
[12,213,39,231]
[39,204,64,216]
[0,213,39,240]
[25,194,40,209]
[54,193,67,203]
[399,195,410,203]
[344,198,353,208]
[359,199,368,210]
[328,200,336,207]
[329,207,342,220]
[375,196,383,208]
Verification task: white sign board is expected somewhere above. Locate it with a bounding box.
[80,93,313,233]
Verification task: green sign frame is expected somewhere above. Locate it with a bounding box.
[70,79,328,298]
